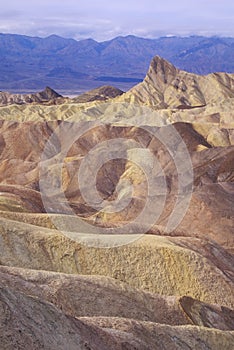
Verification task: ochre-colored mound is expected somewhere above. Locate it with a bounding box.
[0,217,233,308]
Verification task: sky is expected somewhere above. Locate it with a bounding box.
[0,0,233,41]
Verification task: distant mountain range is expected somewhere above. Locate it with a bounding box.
[0,33,234,93]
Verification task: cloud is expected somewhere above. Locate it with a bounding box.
[0,0,234,40]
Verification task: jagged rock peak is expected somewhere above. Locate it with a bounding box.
[148,55,177,78]
[121,55,234,108]
[37,86,62,99]
[145,55,178,92]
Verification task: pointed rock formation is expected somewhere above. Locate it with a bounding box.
[121,55,234,108]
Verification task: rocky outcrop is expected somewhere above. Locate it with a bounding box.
[120,56,234,108]
[71,85,124,103]
[0,85,125,107]
[0,86,63,106]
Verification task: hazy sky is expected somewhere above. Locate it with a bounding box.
[0,0,233,41]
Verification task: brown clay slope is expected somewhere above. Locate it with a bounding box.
[0,265,190,326]
[1,286,233,350]
[1,265,234,331]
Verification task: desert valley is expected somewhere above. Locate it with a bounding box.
[0,46,233,349]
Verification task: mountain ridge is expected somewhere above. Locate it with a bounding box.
[120,55,234,108]
[1,33,234,92]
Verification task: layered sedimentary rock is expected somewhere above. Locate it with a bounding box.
[0,120,233,251]
[120,55,234,108]
[0,56,233,349]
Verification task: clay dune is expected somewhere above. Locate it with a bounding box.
[0,56,233,348]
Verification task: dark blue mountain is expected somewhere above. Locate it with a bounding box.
[0,33,234,92]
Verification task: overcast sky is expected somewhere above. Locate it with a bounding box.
[0,0,233,41]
